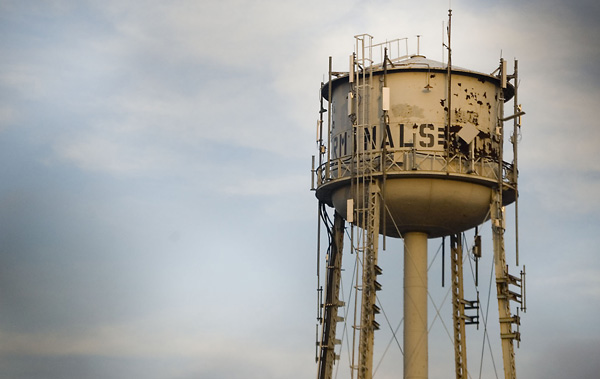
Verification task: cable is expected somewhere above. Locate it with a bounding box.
[372,295,403,377]
[478,255,499,379]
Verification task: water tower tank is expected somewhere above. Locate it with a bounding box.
[316,55,515,238]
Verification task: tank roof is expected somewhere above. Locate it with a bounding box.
[385,55,447,69]
[374,55,494,78]
[323,55,514,101]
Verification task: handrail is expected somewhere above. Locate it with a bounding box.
[315,149,514,188]
[369,38,410,66]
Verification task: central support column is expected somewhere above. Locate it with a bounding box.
[404,231,428,379]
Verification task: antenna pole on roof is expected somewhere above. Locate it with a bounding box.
[445,9,452,167]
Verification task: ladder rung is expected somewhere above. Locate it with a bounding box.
[499,315,520,325]
[501,332,521,341]
[374,280,382,291]
[374,264,383,275]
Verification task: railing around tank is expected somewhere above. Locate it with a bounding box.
[315,148,515,190]
[354,35,415,70]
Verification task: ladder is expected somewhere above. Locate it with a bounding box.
[491,189,524,379]
[451,234,468,379]
[450,234,480,379]
[491,190,516,379]
[492,61,525,378]
[316,212,345,379]
[349,34,382,379]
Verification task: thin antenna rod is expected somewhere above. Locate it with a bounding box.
[446,9,452,165]
[326,57,332,179]
[513,59,520,266]
[442,236,445,287]
[441,21,445,63]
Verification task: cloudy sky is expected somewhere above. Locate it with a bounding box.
[0,0,599,378]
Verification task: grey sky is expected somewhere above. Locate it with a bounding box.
[0,0,599,378]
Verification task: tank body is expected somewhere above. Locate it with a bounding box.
[316,56,515,238]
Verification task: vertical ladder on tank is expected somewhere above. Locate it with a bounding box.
[348,34,382,379]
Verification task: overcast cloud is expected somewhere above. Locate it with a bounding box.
[1,0,599,378]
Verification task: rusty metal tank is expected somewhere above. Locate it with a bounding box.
[315,55,515,238]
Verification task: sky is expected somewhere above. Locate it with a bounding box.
[0,0,599,378]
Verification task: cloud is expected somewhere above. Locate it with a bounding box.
[19,1,324,175]
[1,1,309,175]
[0,105,17,131]
[524,337,600,379]
[0,308,317,378]
[54,132,176,174]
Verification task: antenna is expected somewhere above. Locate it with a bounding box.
[441,20,445,63]
[446,8,452,163]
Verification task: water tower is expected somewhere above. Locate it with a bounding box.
[311,18,526,379]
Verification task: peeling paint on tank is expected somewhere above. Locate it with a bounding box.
[453,108,480,126]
